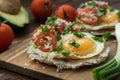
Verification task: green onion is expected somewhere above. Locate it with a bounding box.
[95,12,105,17]
[92,32,111,42]
[117,10,120,18]
[69,39,80,48]
[41,26,50,32]
[102,32,111,41]
[56,41,62,51]
[88,1,97,8]
[109,7,114,12]
[61,50,70,56]
[45,15,58,27]
[92,36,104,42]
[68,23,74,28]
[93,23,120,80]
[63,27,70,34]
[33,44,37,48]
[56,34,61,40]
[73,31,85,38]
[79,3,85,8]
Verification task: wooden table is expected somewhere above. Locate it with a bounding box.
[0,0,120,80]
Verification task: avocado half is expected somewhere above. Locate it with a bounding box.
[0,6,29,31]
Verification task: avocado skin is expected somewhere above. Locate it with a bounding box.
[0,16,28,32]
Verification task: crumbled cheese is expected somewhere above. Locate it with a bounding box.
[24,63,30,69]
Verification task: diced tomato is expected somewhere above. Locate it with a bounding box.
[77,7,99,24]
[56,22,66,34]
[32,27,57,52]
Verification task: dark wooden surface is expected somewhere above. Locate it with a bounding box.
[0,0,120,80]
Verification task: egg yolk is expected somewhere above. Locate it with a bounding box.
[101,12,119,24]
[62,37,96,56]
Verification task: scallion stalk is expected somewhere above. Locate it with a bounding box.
[93,23,120,80]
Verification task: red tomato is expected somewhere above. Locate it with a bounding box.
[0,23,14,51]
[55,5,76,22]
[31,0,53,20]
[77,7,99,24]
[32,27,57,52]
[56,22,66,34]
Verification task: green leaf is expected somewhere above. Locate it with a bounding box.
[68,23,74,28]
[61,50,70,56]
[99,6,107,14]
[73,31,85,38]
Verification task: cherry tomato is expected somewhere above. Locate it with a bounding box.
[31,0,53,20]
[0,23,14,51]
[77,7,99,24]
[32,27,57,52]
[55,5,76,22]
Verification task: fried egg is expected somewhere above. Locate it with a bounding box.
[54,33,104,59]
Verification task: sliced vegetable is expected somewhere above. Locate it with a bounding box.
[32,27,57,52]
[92,23,120,80]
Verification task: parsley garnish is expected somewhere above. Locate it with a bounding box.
[41,26,50,32]
[56,34,62,40]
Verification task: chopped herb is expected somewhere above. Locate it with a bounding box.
[69,39,80,48]
[117,10,120,18]
[102,32,111,41]
[68,23,74,28]
[92,32,111,42]
[88,1,97,8]
[63,27,70,34]
[56,34,61,40]
[79,3,85,8]
[61,50,70,56]
[95,12,105,17]
[41,26,50,32]
[45,15,58,27]
[56,41,62,51]
[92,36,104,42]
[73,31,85,38]
[109,7,114,12]
[99,6,107,14]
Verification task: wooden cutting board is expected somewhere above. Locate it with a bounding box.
[0,35,117,80]
[0,0,120,80]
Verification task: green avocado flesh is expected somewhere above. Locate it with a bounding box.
[0,7,29,27]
